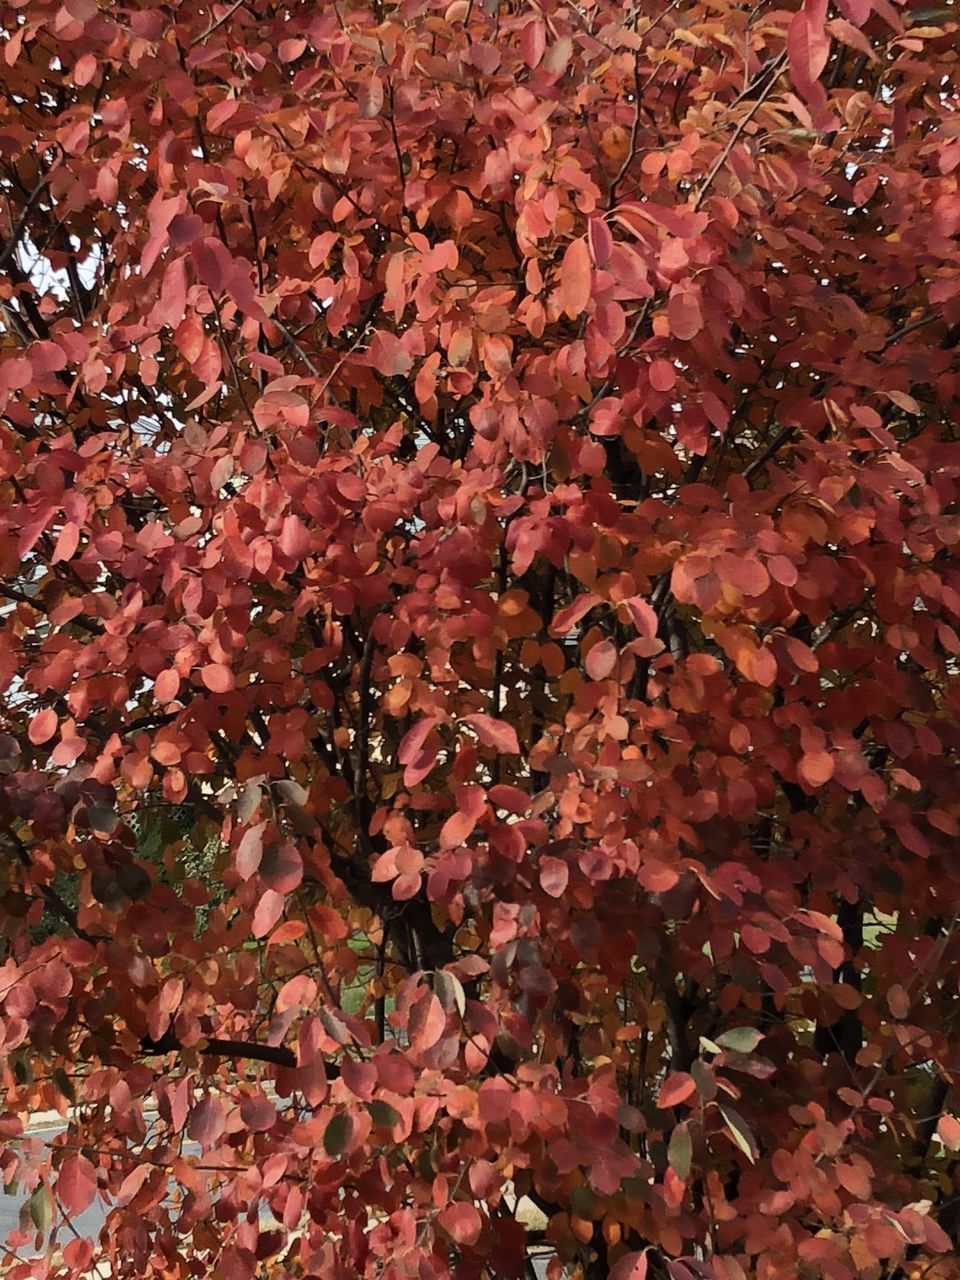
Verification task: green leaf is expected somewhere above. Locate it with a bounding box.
[86,804,119,834]
[570,1185,595,1216]
[719,1104,758,1164]
[715,1027,763,1054]
[323,1111,352,1157]
[368,1100,400,1128]
[29,1186,52,1233]
[434,970,466,1018]
[907,6,956,23]
[667,1121,693,1181]
[52,1067,75,1103]
[118,863,151,901]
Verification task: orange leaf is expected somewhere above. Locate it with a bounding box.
[798,751,834,787]
[200,663,234,693]
[667,290,703,340]
[658,1072,696,1109]
[558,236,591,319]
[29,708,58,745]
[409,992,447,1054]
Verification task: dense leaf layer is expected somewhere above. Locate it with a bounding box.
[1,1,960,1278]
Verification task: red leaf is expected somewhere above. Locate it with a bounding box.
[587,217,613,267]
[29,341,67,375]
[369,330,413,376]
[168,213,204,247]
[649,359,677,393]
[239,1094,276,1132]
[667,290,703,340]
[277,973,318,1012]
[398,718,439,764]
[550,592,601,636]
[357,76,384,118]
[116,1165,151,1208]
[887,984,910,1019]
[464,714,519,754]
[520,18,546,69]
[787,0,831,95]
[749,646,778,688]
[278,37,307,62]
[438,1201,482,1245]
[188,1094,225,1149]
[409,992,447,1054]
[56,1155,97,1217]
[279,514,311,561]
[191,237,233,292]
[155,669,180,703]
[260,841,303,893]
[558,236,592,319]
[73,52,97,86]
[154,255,188,328]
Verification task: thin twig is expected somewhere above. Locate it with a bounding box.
[189,0,247,48]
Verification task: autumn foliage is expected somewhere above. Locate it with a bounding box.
[2,0,960,1276]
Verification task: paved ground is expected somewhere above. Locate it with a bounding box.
[2,1111,201,1258]
[1,1115,111,1249]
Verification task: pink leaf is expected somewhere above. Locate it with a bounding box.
[585,639,617,681]
[252,888,285,938]
[540,856,569,898]
[464,714,520,754]
[938,1114,960,1151]
[625,597,658,639]
[609,1251,649,1280]
[398,717,440,765]
[279,514,310,561]
[236,824,264,880]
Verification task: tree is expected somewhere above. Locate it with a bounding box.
[1,0,959,1276]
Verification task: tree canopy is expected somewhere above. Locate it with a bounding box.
[2,1,960,1278]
